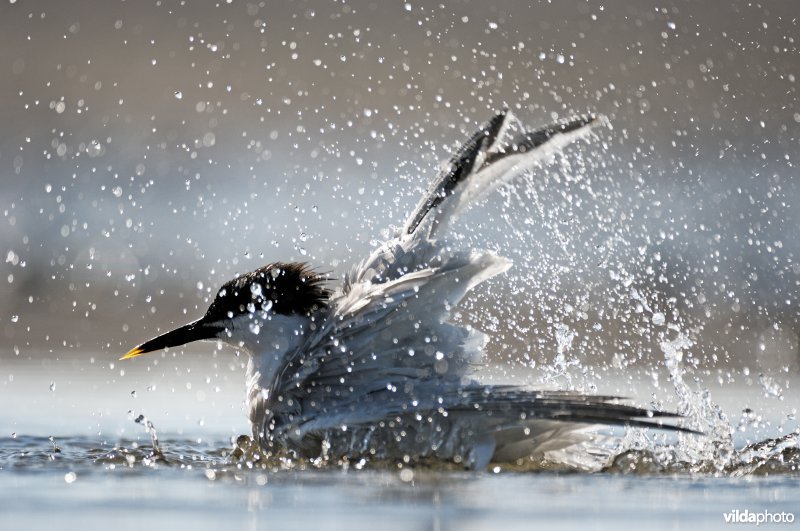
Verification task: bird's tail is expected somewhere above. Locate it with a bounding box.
[402,109,600,238]
[443,386,695,468]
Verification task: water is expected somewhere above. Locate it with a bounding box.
[1,434,797,530]
[2,355,798,530]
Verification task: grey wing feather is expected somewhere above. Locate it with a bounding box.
[276,251,511,400]
[282,386,690,438]
[272,385,694,466]
[272,110,600,413]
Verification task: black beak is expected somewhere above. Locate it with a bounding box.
[120,318,222,360]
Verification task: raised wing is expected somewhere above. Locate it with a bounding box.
[403,110,597,238]
[342,110,598,289]
[261,111,602,450]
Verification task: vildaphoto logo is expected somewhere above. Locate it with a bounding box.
[723,509,795,525]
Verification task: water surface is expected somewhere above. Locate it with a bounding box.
[2,356,798,530]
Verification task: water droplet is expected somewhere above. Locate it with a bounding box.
[10,315,18,323]
[64,472,77,484]
[49,382,56,392]
[131,390,137,398]
[174,91,183,100]
[651,312,666,326]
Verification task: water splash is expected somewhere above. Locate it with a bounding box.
[605,431,799,476]
[95,411,168,467]
[0,431,796,477]
[542,322,579,387]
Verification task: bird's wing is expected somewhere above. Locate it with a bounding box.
[339,110,599,290]
[272,384,692,467]
[402,110,598,238]
[268,111,599,430]
[273,249,511,406]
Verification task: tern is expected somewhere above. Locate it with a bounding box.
[122,110,687,469]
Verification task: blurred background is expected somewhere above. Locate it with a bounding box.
[1,0,798,437]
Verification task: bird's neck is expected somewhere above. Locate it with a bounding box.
[233,313,311,424]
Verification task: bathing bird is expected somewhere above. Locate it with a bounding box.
[122,110,686,469]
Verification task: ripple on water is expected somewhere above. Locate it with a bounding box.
[0,431,797,478]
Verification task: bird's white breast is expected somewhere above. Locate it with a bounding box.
[220,312,311,425]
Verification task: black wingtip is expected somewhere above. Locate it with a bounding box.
[559,113,598,133]
[402,110,604,236]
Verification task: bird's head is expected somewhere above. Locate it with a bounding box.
[121,262,329,360]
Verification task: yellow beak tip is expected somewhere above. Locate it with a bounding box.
[120,347,144,361]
